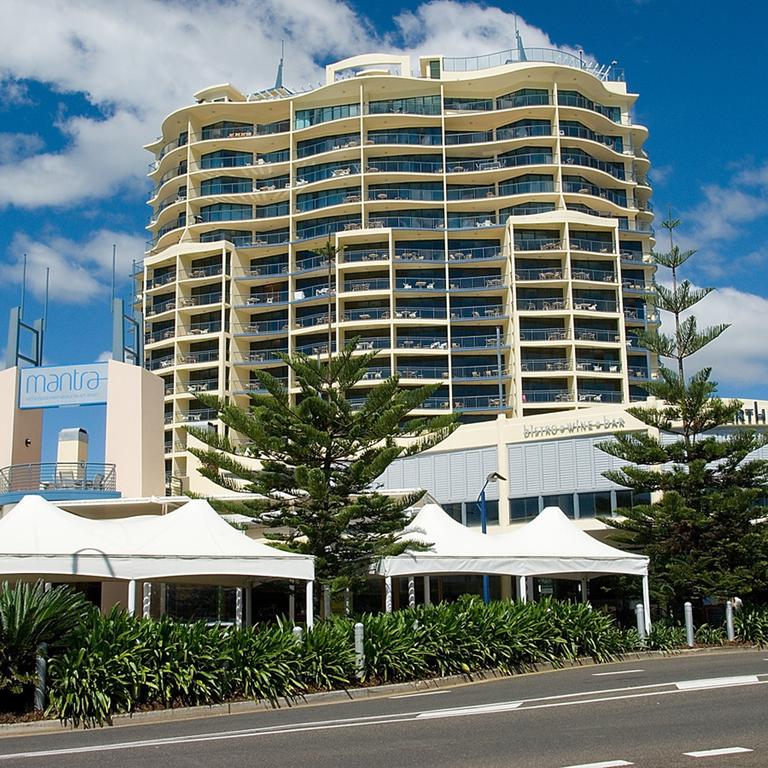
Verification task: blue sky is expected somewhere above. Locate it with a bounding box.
[0,0,766,460]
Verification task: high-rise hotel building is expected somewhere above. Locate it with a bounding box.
[139,49,656,487]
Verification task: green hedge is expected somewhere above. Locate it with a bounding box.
[36,598,768,726]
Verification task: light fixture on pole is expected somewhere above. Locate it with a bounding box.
[477,471,506,604]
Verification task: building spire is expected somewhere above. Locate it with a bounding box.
[515,19,527,62]
[274,40,285,89]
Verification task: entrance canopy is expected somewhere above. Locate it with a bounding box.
[373,503,524,577]
[492,506,648,579]
[0,495,314,583]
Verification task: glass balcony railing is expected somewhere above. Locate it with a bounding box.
[447,215,501,230]
[446,153,552,173]
[178,349,219,364]
[368,215,444,230]
[499,180,557,196]
[452,365,506,379]
[623,306,657,322]
[575,359,622,373]
[393,306,448,319]
[343,277,390,292]
[368,188,443,202]
[397,366,450,379]
[295,163,361,185]
[451,335,506,349]
[619,248,647,262]
[515,268,563,281]
[520,358,570,372]
[185,264,223,279]
[148,356,175,371]
[147,299,176,316]
[443,98,494,112]
[521,297,568,311]
[182,379,219,393]
[296,254,332,272]
[572,298,617,312]
[396,277,446,290]
[420,397,452,410]
[360,367,391,381]
[183,409,219,423]
[146,327,175,344]
[367,97,441,116]
[239,348,288,363]
[295,219,361,241]
[234,320,289,335]
[446,186,497,201]
[445,130,494,145]
[574,328,621,343]
[296,189,362,213]
[241,291,289,306]
[366,132,442,146]
[496,123,552,141]
[570,237,615,253]
[342,307,389,322]
[395,336,449,350]
[293,284,335,300]
[562,181,627,206]
[178,292,222,307]
[559,124,624,152]
[395,247,445,262]
[200,124,255,140]
[344,248,390,263]
[449,275,505,290]
[562,153,627,180]
[519,328,569,342]
[237,263,289,278]
[557,92,621,122]
[514,238,563,251]
[622,278,650,291]
[294,311,335,329]
[450,305,504,319]
[147,272,176,288]
[229,231,290,248]
[453,395,506,410]
[448,246,503,262]
[297,134,359,158]
[571,268,616,282]
[451,304,504,320]
[181,321,222,336]
[523,389,572,403]
[628,366,650,379]
[365,159,442,174]
[577,390,623,403]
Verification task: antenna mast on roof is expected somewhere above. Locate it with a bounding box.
[274,40,285,89]
[514,16,527,62]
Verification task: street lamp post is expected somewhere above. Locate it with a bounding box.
[477,471,506,604]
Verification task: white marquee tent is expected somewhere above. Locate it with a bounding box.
[0,495,316,625]
[375,503,650,631]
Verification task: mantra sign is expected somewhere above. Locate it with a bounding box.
[19,363,108,409]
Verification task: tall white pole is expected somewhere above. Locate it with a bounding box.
[305,581,314,628]
[288,582,296,623]
[142,582,152,618]
[642,574,652,634]
[517,575,527,604]
[423,575,431,605]
[127,579,137,616]
[235,587,243,629]
[385,576,393,613]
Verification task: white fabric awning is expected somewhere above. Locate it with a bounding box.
[373,503,525,577]
[374,504,647,580]
[490,506,648,579]
[0,495,314,583]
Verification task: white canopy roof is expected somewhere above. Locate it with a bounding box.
[373,503,525,577]
[374,504,647,580]
[0,496,313,583]
[492,506,648,579]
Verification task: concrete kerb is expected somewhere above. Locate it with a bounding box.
[0,644,757,737]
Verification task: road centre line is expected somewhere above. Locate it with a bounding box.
[592,670,645,677]
[675,675,759,690]
[684,747,753,757]
[560,761,633,768]
[2,676,766,761]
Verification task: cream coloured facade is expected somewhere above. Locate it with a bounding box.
[138,50,657,488]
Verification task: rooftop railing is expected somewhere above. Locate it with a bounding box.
[0,463,117,496]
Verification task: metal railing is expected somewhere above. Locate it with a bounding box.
[519,328,569,342]
[0,463,117,495]
[522,389,573,403]
[450,305,504,319]
[520,358,571,372]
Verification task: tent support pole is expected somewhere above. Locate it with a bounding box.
[142,582,152,618]
[642,574,652,634]
[580,577,589,605]
[159,583,167,617]
[526,577,535,603]
[245,585,252,627]
[127,579,137,616]
[323,585,331,619]
[306,581,314,628]
[235,588,243,629]
[385,577,393,613]
[423,576,431,605]
[517,575,527,604]
[288,582,295,623]
[407,577,416,608]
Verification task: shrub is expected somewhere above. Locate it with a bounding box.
[735,607,768,646]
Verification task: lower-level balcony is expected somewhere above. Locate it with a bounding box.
[0,462,118,504]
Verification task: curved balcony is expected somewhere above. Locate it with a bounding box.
[446,153,553,174]
[366,131,442,146]
[365,159,442,174]
[0,463,118,504]
[344,248,390,264]
[395,336,448,350]
[235,348,288,365]
[393,306,448,320]
[451,334,507,350]
[513,237,563,252]
[343,277,390,293]
[562,181,627,207]
[396,247,445,262]
[368,215,444,230]
[368,188,443,203]
[449,275,505,291]
[452,365,508,380]
[450,305,504,320]
[396,277,445,291]
[448,246,504,262]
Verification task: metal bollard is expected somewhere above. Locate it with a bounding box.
[684,601,694,647]
[292,625,303,642]
[635,603,646,643]
[33,642,48,712]
[354,622,365,681]
[725,600,735,641]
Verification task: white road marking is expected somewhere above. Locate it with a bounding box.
[416,701,522,719]
[684,747,753,757]
[675,675,759,690]
[560,760,633,768]
[592,669,644,677]
[389,690,449,699]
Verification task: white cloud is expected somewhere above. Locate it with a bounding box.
[97,350,112,362]
[656,286,768,390]
[0,229,146,304]
[0,132,44,162]
[0,77,33,108]
[0,0,585,210]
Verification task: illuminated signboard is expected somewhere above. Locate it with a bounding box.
[18,363,108,409]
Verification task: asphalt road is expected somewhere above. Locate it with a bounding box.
[1,650,767,768]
